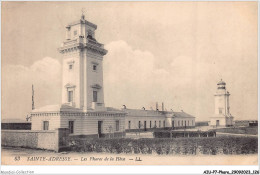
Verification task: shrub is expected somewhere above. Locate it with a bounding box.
[68,136,257,155]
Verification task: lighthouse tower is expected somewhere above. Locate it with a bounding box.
[210,79,234,127]
[31,14,126,137]
[59,14,107,111]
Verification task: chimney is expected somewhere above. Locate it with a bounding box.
[162,102,164,111]
[156,102,158,111]
[142,107,145,110]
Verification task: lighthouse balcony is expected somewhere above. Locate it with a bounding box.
[61,36,104,48]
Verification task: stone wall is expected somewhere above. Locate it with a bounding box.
[1,128,70,152]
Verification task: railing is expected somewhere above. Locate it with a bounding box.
[63,39,78,46]
[86,39,104,48]
[62,37,104,49]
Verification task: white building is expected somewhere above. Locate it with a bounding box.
[124,106,195,132]
[210,79,234,127]
[31,15,196,137]
[31,14,126,138]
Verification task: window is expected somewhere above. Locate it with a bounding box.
[150,121,152,128]
[178,121,180,126]
[68,91,73,102]
[69,121,74,134]
[74,30,77,36]
[219,108,223,114]
[116,120,119,131]
[159,121,161,128]
[163,121,165,127]
[93,65,97,71]
[192,120,194,126]
[138,121,141,129]
[128,121,131,129]
[188,121,189,126]
[43,121,49,130]
[69,64,73,70]
[182,121,183,126]
[93,91,97,102]
[155,121,157,128]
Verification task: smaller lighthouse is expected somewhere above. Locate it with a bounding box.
[210,79,234,127]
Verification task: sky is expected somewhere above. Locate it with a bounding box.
[1,1,258,121]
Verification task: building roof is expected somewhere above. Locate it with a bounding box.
[32,104,61,112]
[32,104,82,113]
[67,19,97,29]
[32,104,126,114]
[123,108,195,118]
[1,118,30,123]
[106,107,121,111]
[123,108,165,117]
[217,79,226,85]
[172,111,195,118]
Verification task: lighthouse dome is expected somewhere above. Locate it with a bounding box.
[217,79,226,85]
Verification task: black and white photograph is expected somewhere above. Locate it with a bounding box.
[1,1,259,173]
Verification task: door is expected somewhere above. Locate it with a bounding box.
[144,121,147,131]
[98,121,103,138]
[69,121,74,134]
[216,120,220,127]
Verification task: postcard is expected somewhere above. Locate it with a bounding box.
[1,1,259,173]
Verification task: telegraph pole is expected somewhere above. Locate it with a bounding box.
[32,84,35,110]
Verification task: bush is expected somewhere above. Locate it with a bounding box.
[68,136,257,155]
